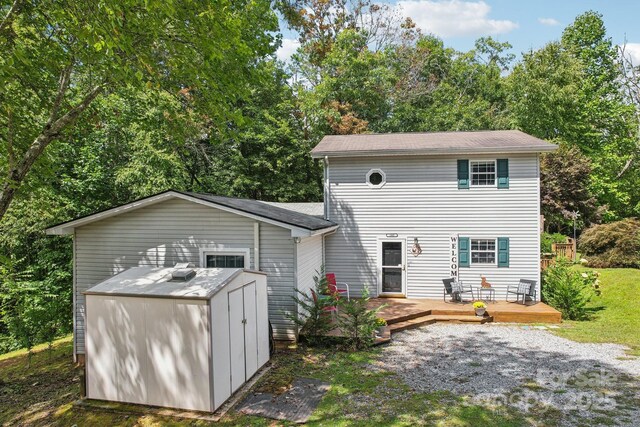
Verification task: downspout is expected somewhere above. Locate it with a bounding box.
[324,156,330,220]
[293,236,300,338]
[73,230,78,363]
[254,222,260,270]
[536,153,541,297]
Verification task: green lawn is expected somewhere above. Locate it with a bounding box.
[551,267,640,355]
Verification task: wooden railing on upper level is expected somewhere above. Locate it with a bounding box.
[542,238,577,270]
[552,242,575,260]
[540,257,555,270]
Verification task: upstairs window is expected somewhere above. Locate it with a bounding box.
[470,161,496,186]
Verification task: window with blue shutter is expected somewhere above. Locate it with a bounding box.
[497,159,509,189]
[459,237,470,267]
[457,160,469,189]
[497,237,510,267]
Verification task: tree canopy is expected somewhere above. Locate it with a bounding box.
[1,3,640,352]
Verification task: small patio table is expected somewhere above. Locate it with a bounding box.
[478,287,496,303]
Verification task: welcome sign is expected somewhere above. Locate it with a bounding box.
[450,234,458,279]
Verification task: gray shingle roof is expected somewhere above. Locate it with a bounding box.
[46,191,335,235]
[182,192,334,231]
[262,202,324,218]
[311,130,557,158]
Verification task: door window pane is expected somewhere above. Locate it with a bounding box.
[382,269,402,293]
[382,242,402,266]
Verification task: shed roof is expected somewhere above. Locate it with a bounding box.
[46,190,336,236]
[311,130,557,158]
[84,267,263,299]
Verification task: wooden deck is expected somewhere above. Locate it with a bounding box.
[314,298,561,345]
[369,298,562,326]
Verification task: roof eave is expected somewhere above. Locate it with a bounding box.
[46,191,336,236]
[311,145,558,159]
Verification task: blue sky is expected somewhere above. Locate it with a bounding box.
[277,0,640,64]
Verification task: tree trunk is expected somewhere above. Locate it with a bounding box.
[0,84,103,221]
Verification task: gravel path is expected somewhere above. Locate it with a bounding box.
[373,324,640,426]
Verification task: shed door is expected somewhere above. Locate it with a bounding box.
[228,288,246,393]
[243,282,258,379]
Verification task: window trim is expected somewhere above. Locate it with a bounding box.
[469,160,497,188]
[199,247,250,269]
[470,238,497,265]
[366,168,386,189]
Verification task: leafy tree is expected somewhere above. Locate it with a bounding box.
[540,144,598,232]
[309,29,393,134]
[507,42,586,142]
[0,0,278,220]
[278,0,404,73]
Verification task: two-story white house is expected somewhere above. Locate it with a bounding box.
[312,130,557,300]
[47,130,556,359]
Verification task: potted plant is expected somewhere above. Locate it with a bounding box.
[473,301,487,317]
[374,317,387,336]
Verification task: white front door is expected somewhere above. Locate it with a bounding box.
[378,239,406,296]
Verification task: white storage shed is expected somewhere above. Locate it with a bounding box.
[84,266,269,412]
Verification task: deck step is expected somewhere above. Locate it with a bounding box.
[430,314,493,324]
[389,314,493,333]
[382,310,433,325]
[389,316,438,333]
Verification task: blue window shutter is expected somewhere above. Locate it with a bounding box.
[497,159,509,189]
[457,160,469,189]
[459,237,470,267]
[497,237,510,267]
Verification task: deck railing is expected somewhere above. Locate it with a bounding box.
[552,242,575,260]
[540,257,555,270]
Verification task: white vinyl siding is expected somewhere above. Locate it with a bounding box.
[295,234,324,301]
[324,153,540,299]
[74,197,297,354]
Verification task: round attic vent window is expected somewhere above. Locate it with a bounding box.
[366,169,386,188]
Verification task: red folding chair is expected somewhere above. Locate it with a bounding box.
[326,273,350,300]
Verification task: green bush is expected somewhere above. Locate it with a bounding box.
[287,268,335,345]
[542,262,598,320]
[579,218,640,268]
[336,288,382,351]
[541,232,569,254]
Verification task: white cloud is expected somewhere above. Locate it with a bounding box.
[538,17,560,26]
[621,43,640,65]
[276,38,300,62]
[397,0,518,38]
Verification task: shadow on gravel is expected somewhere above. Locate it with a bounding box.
[378,326,640,427]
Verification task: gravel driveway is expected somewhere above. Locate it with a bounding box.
[374,324,640,427]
